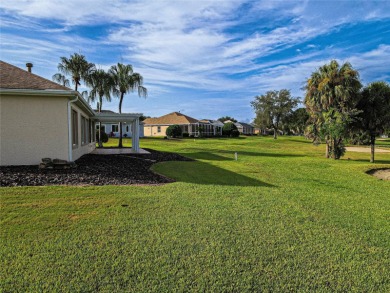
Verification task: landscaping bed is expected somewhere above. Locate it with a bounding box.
[367,168,390,180]
[0,149,192,187]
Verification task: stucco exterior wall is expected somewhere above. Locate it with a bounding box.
[144,125,169,136]
[0,95,69,165]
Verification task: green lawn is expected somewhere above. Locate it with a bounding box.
[1,136,389,292]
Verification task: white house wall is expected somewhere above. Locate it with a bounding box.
[0,94,69,165]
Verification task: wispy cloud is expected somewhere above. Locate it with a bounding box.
[1,0,389,120]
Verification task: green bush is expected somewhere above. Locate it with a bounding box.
[96,131,108,143]
[222,122,238,137]
[182,132,190,138]
[231,129,240,137]
[166,125,182,138]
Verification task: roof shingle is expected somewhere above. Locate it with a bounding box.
[144,112,199,125]
[0,60,71,91]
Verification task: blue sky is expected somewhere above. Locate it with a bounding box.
[1,1,389,122]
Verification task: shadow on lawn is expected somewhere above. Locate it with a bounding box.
[187,151,304,161]
[154,161,274,187]
[350,159,390,164]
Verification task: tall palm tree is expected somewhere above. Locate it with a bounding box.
[52,73,70,87]
[57,53,95,91]
[305,60,361,159]
[85,69,113,147]
[109,63,147,148]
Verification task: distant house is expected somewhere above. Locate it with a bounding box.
[199,119,224,136]
[222,120,255,135]
[96,110,144,138]
[238,122,255,135]
[0,61,143,166]
[143,112,225,137]
[143,112,200,137]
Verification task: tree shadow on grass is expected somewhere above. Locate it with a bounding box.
[153,161,275,187]
[285,138,313,144]
[187,151,304,161]
[349,159,390,164]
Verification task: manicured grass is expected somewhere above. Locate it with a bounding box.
[1,136,389,292]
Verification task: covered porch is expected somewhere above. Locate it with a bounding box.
[94,112,143,153]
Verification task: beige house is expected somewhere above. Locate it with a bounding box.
[144,112,201,136]
[0,61,143,166]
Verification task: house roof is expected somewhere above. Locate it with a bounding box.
[0,60,70,91]
[200,119,224,126]
[143,112,199,125]
[94,109,116,114]
[239,122,255,128]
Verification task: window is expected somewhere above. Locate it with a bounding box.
[89,120,93,142]
[157,126,161,133]
[112,124,119,132]
[81,116,89,145]
[71,109,78,147]
[126,125,129,132]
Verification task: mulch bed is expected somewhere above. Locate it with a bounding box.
[0,149,193,187]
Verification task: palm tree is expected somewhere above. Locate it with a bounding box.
[85,69,113,147]
[52,73,70,87]
[304,60,361,159]
[109,63,147,148]
[57,53,95,91]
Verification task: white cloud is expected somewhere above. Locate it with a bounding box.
[1,0,389,121]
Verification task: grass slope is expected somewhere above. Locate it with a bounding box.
[1,137,389,292]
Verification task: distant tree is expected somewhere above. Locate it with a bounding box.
[85,69,113,147]
[355,81,390,162]
[52,73,70,87]
[109,63,147,148]
[222,122,238,137]
[305,60,362,159]
[281,108,309,135]
[139,115,150,121]
[251,89,299,139]
[218,116,237,123]
[85,69,113,112]
[57,53,95,91]
[166,125,182,138]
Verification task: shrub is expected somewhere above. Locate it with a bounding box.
[182,132,189,138]
[96,131,108,143]
[231,129,240,137]
[222,122,238,137]
[166,125,182,138]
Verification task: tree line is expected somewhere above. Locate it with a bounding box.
[52,53,147,148]
[251,60,390,163]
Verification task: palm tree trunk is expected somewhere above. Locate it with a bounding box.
[370,134,375,163]
[273,127,277,139]
[325,136,330,158]
[118,94,124,148]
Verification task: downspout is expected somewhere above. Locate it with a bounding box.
[68,95,79,162]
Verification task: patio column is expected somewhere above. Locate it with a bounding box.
[131,118,140,152]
